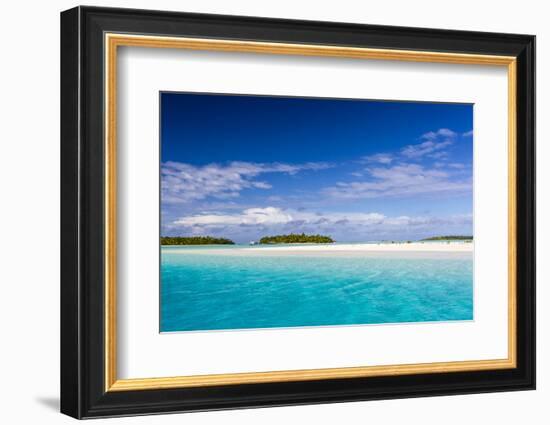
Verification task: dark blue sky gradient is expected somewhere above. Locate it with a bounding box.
[161,92,472,164]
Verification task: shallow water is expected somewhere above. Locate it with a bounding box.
[160,246,473,332]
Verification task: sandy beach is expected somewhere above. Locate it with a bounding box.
[164,242,473,259]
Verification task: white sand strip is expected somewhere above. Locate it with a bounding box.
[163,242,473,259]
[245,242,472,252]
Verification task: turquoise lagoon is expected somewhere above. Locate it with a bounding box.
[160,245,473,332]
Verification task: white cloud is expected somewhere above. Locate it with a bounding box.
[427,151,449,160]
[323,163,471,200]
[448,163,466,169]
[252,181,272,189]
[422,128,457,140]
[353,128,462,180]
[401,128,457,159]
[172,207,472,240]
[362,153,394,164]
[175,207,386,228]
[162,160,332,203]
[332,128,471,200]
[175,207,293,226]
[462,130,474,137]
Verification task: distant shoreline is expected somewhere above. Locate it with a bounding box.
[162,241,473,259]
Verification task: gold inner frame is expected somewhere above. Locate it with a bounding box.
[104,33,517,392]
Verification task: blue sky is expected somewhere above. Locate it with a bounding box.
[161,92,473,242]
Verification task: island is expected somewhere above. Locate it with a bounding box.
[420,235,473,241]
[161,236,235,245]
[259,233,334,244]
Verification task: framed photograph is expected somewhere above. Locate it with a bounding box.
[60,6,535,419]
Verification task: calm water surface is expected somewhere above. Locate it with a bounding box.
[160,245,473,332]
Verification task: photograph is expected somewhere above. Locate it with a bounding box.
[160,92,475,332]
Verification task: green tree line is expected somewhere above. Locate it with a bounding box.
[420,235,473,241]
[259,233,334,244]
[161,236,235,245]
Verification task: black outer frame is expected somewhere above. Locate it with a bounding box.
[60,5,535,419]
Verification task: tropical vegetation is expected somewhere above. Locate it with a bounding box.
[420,235,473,241]
[161,236,235,245]
[259,233,334,244]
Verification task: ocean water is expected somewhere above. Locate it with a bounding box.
[160,246,473,332]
